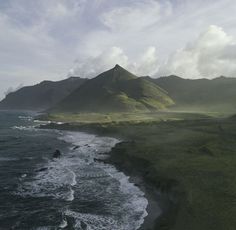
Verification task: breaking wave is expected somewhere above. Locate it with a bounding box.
[16,131,148,229]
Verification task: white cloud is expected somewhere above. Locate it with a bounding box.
[69,47,129,77]
[4,84,24,96]
[134,46,159,76]
[100,0,162,32]
[0,0,84,99]
[159,25,236,78]
[69,46,159,78]
[1,0,236,99]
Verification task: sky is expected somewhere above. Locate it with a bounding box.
[1,0,236,99]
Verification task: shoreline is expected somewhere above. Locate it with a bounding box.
[106,148,163,230]
[39,122,176,230]
[106,141,178,230]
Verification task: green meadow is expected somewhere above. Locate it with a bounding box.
[41,111,236,230]
[41,111,216,124]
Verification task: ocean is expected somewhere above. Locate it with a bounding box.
[0,111,148,230]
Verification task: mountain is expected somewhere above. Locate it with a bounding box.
[145,75,236,112]
[51,65,174,113]
[0,77,87,111]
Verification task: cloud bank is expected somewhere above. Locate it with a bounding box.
[1,0,236,98]
[160,25,236,79]
[70,25,236,79]
[69,46,159,77]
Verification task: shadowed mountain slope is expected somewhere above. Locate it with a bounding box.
[144,75,236,112]
[51,65,174,113]
[0,77,87,111]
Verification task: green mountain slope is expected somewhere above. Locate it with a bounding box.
[145,75,236,112]
[0,77,87,111]
[51,65,174,113]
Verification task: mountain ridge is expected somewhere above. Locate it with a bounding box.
[0,77,87,111]
[2,66,236,113]
[145,75,236,112]
[50,65,174,113]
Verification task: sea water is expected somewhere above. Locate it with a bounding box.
[0,111,148,229]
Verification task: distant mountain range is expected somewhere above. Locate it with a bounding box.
[1,65,236,113]
[0,77,87,111]
[50,65,173,112]
[146,75,236,112]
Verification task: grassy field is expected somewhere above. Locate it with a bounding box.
[97,117,236,230]
[41,112,236,230]
[40,111,218,124]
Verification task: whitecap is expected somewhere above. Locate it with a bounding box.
[18,115,33,121]
[60,131,149,230]
[59,218,68,229]
[66,187,75,201]
[16,131,150,230]
[21,174,27,178]
[68,169,77,186]
[16,154,78,201]
[0,157,18,161]
[65,210,122,230]
[33,120,51,124]
[11,125,36,131]
[33,227,51,230]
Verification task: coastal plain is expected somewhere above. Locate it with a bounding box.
[40,111,236,230]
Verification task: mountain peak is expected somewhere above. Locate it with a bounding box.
[95,64,137,82]
[113,64,127,72]
[51,66,173,113]
[114,64,121,68]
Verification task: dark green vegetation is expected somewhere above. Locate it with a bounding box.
[0,77,87,111]
[2,65,236,114]
[146,75,236,113]
[107,118,236,230]
[44,115,236,230]
[50,65,173,113]
[40,111,212,124]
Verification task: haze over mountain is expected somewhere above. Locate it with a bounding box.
[145,75,236,112]
[0,77,87,111]
[50,65,174,113]
[2,65,236,113]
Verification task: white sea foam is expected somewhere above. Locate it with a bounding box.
[59,218,68,228]
[16,156,78,201]
[11,125,36,131]
[65,210,122,230]
[0,157,18,161]
[55,121,65,125]
[33,120,51,124]
[34,227,51,230]
[18,115,33,121]
[97,163,149,229]
[33,120,65,125]
[68,169,77,186]
[60,131,149,230]
[16,131,149,230]
[66,187,75,201]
